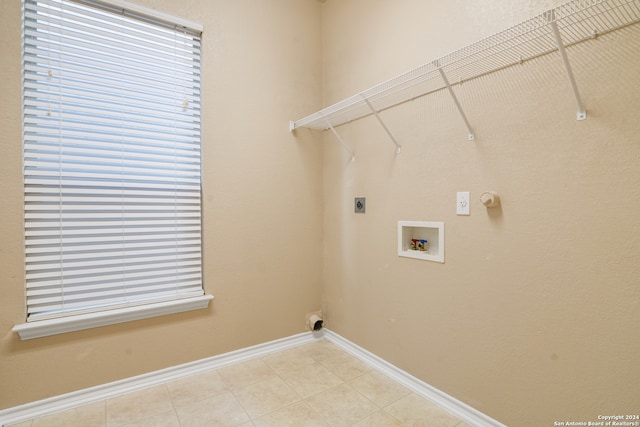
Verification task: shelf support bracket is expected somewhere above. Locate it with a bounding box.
[548,11,587,121]
[436,66,475,141]
[325,119,355,162]
[362,97,401,154]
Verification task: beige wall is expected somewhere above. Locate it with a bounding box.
[0,0,324,409]
[321,1,640,426]
[2,0,639,425]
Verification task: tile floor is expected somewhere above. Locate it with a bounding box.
[9,340,472,427]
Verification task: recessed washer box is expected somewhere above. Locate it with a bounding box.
[398,221,444,263]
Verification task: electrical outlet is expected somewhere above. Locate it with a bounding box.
[457,192,470,215]
[355,197,366,213]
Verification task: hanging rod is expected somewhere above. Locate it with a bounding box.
[290,0,640,133]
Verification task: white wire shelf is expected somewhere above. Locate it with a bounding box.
[290,0,640,134]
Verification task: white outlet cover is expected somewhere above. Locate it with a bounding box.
[457,192,470,215]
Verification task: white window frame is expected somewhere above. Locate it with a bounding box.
[14,0,212,340]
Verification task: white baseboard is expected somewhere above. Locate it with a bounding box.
[0,332,316,426]
[0,329,505,427]
[322,329,507,427]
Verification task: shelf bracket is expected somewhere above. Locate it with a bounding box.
[436,65,475,141]
[362,97,402,154]
[325,119,355,162]
[548,10,587,121]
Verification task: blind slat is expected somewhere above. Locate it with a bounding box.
[24,139,201,158]
[26,247,202,263]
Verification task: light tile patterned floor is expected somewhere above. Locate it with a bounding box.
[10,340,472,427]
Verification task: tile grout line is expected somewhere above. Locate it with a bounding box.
[225,356,272,425]
[271,357,332,427]
[233,344,379,426]
[251,350,330,425]
[163,383,182,427]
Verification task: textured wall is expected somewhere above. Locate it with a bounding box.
[320,1,640,425]
[2,1,639,423]
[0,0,324,409]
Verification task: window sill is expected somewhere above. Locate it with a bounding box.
[12,295,214,340]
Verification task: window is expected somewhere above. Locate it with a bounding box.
[15,0,211,340]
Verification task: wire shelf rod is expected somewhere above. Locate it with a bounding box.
[549,9,588,120]
[363,98,402,153]
[325,119,355,161]
[436,66,475,141]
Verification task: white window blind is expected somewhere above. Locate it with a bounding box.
[22,0,204,322]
